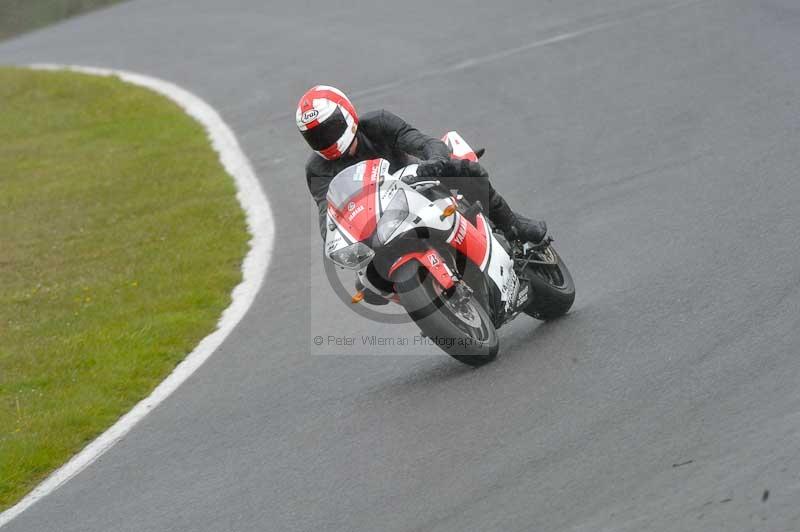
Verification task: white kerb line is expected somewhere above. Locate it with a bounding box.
[0,64,275,528]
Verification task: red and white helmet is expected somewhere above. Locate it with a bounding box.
[296,85,358,160]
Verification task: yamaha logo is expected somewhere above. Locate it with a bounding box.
[348,202,356,212]
[347,205,364,221]
[452,218,468,245]
[300,109,319,124]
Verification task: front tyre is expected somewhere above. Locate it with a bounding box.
[395,266,498,367]
[523,245,575,320]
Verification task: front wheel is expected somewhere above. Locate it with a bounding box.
[395,265,498,367]
[522,245,575,320]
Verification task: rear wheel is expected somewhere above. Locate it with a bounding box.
[395,266,498,366]
[522,246,575,320]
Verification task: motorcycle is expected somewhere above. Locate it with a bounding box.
[323,132,575,366]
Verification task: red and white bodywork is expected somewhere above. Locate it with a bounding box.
[324,132,522,313]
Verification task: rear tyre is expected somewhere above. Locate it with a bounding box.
[523,246,575,320]
[395,266,498,367]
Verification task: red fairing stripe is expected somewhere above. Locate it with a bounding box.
[327,159,380,241]
[447,213,490,270]
[388,249,455,290]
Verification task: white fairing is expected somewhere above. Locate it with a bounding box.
[323,131,521,310]
[379,178,457,243]
[323,161,455,252]
[324,218,348,256]
[483,235,519,311]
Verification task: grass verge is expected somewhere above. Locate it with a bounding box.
[0,67,249,510]
[0,0,126,41]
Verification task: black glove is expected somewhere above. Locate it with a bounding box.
[452,159,488,177]
[428,158,488,178]
[415,158,448,177]
[400,172,427,185]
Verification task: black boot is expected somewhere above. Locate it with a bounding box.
[436,160,547,244]
[355,279,389,305]
[488,194,547,244]
[513,214,548,244]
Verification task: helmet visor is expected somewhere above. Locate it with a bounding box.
[301,106,348,152]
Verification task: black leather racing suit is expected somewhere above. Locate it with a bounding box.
[306,109,519,237]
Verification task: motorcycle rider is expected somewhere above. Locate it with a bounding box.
[299,85,548,246]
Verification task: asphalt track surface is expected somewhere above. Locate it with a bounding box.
[2,1,800,530]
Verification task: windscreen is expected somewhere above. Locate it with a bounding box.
[326,159,388,211]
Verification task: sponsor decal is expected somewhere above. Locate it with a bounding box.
[369,161,381,181]
[326,233,343,253]
[300,109,319,123]
[516,284,529,306]
[353,163,365,181]
[348,201,356,212]
[428,253,440,266]
[453,218,468,245]
[347,204,365,221]
[501,270,519,310]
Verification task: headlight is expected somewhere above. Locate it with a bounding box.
[377,189,409,244]
[329,242,375,270]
